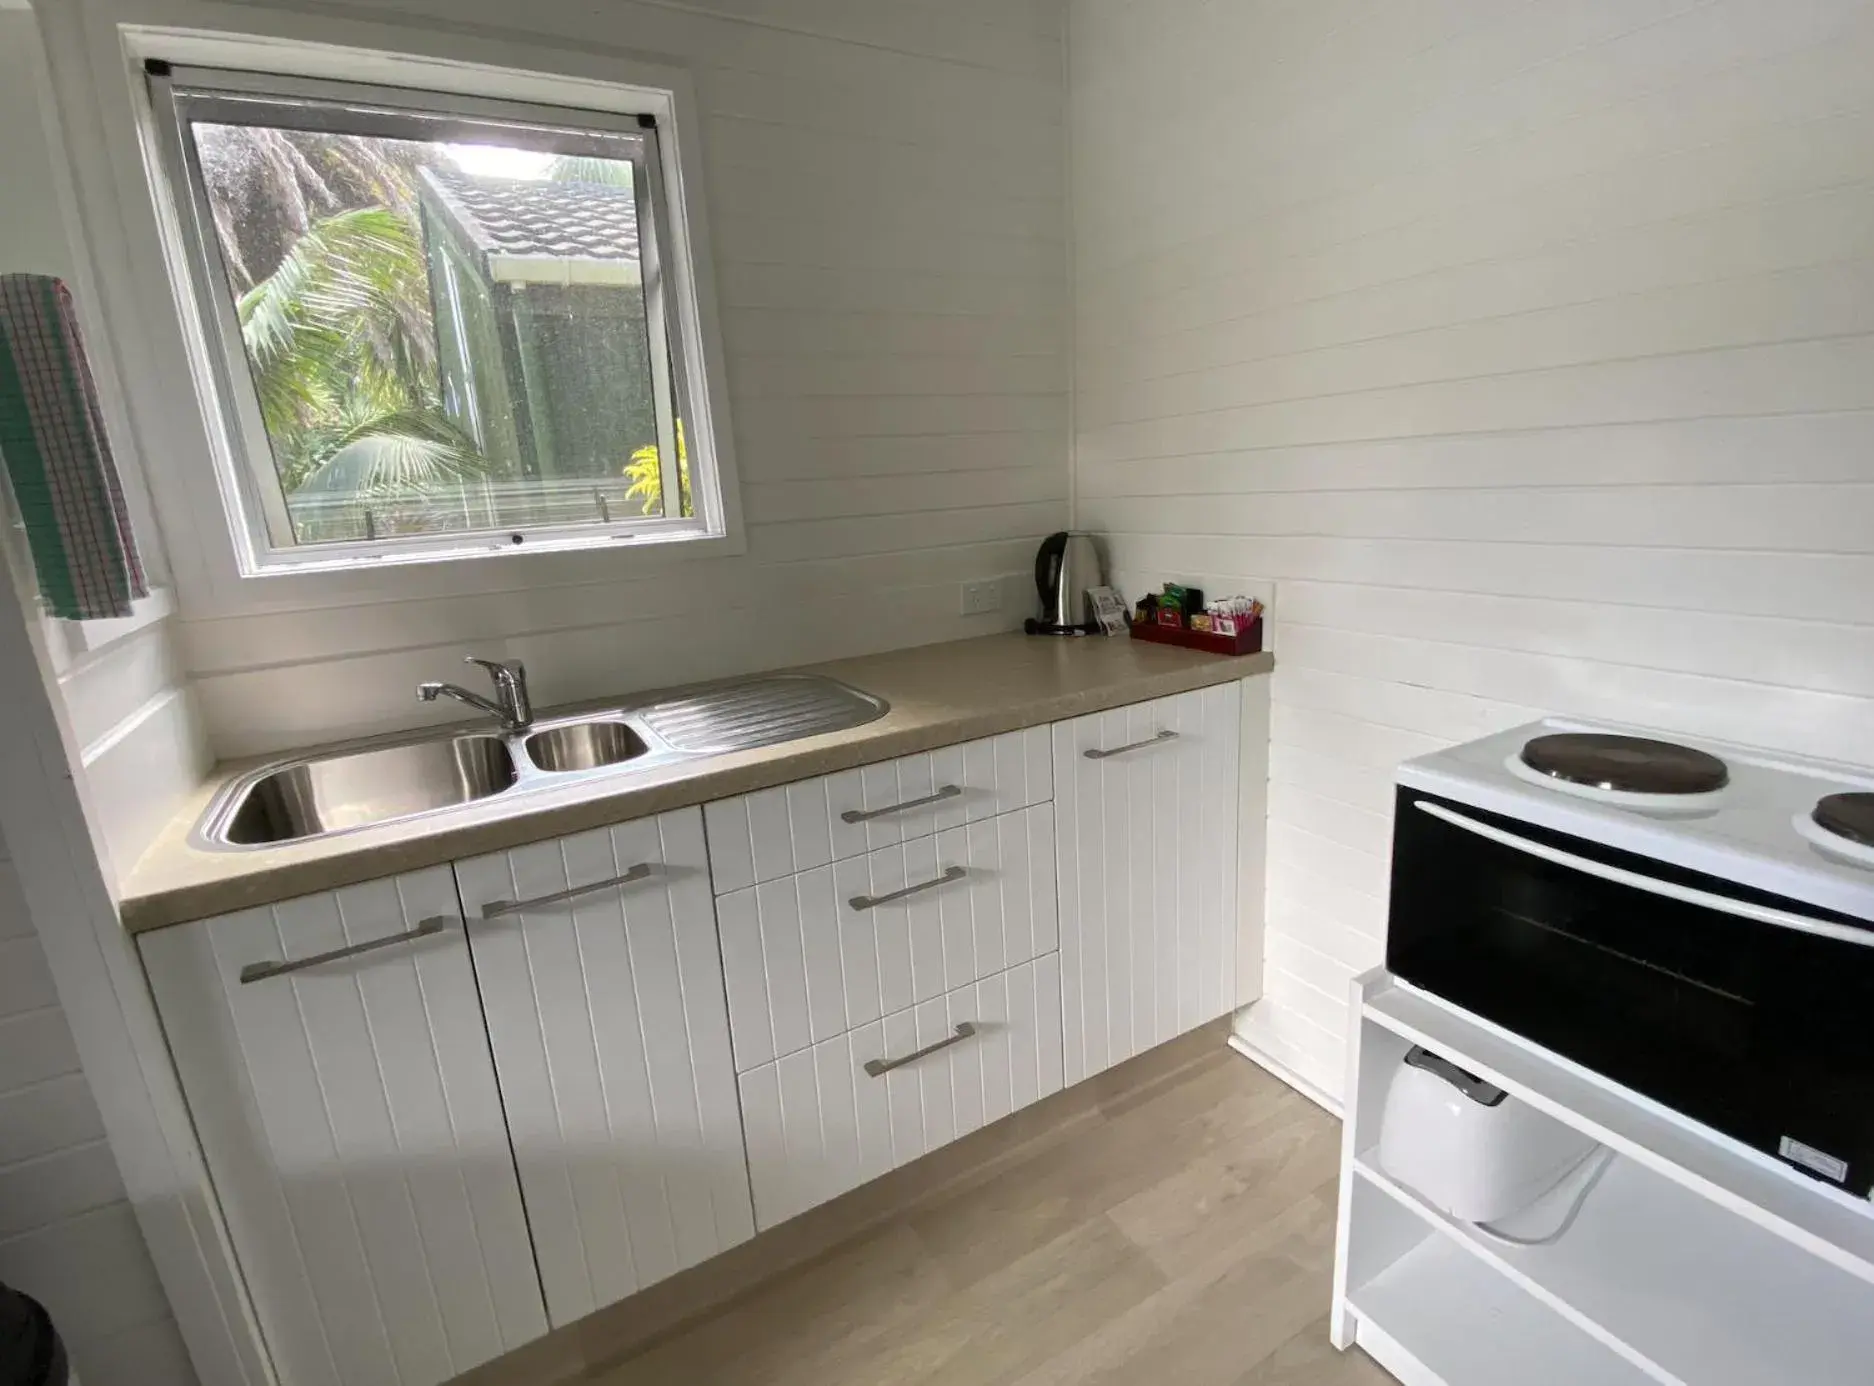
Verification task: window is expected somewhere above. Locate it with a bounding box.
[144,65,727,569]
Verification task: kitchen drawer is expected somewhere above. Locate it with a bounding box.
[738,951,1063,1230]
[704,724,1052,894]
[717,802,1058,1073]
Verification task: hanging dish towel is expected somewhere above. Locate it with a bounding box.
[0,274,146,620]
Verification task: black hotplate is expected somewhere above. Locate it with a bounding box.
[1815,793,1874,849]
[1520,733,1729,796]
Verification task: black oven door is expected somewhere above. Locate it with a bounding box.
[1387,789,1874,1196]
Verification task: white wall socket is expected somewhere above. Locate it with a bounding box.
[959,578,1003,616]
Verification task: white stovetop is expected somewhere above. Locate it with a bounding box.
[1397,718,1874,924]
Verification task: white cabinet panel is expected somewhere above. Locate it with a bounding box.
[704,725,1053,893]
[718,802,1058,1072]
[141,868,547,1386]
[1054,682,1242,1085]
[739,953,1063,1230]
[453,808,755,1327]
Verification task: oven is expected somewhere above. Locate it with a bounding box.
[1387,788,1874,1197]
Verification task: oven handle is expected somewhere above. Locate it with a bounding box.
[1413,800,1874,950]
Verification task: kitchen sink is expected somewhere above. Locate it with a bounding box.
[217,736,518,846]
[198,674,889,849]
[524,721,650,773]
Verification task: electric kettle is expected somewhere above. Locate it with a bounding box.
[1026,531,1106,635]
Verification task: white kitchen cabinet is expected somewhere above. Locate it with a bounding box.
[716,802,1058,1072]
[738,953,1063,1229]
[703,724,1052,893]
[140,867,547,1386]
[1054,682,1242,1085]
[452,807,755,1327]
[140,674,1267,1386]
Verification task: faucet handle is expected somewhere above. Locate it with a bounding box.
[460,656,531,729]
[463,655,518,680]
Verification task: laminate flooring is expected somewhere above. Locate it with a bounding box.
[470,1038,1393,1386]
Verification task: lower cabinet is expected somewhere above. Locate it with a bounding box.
[738,953,1064,1229]
[141,866,548,1386]
[453,807,755,1327]
[143,676,1258,1384]
[1054,682,1243,1084]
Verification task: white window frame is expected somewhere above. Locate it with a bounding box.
[129,34,742,580]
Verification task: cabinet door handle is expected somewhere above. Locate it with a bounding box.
[480,862,654,920]
[239,915,454,984]
[848,864,968,912]
[840,783,962,824]
[864,1021,977,1077]
[1083,729,1179,760]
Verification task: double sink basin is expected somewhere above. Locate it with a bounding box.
[202,675,887,849]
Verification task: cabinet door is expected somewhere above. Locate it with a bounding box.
[1054,682,1242,1084]
[454,807,755,1327]
[140,867,547,1386]
[738,953,1063,1230]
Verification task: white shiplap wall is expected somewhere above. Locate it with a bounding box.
[0,16,204,1385]
[1070,0,1874,1100]
[0,836,196,1384]
[43,0,1071,757]
[46,604,213,883]
[1,9,209,880]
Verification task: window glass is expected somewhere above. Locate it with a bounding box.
[176,94,694,550]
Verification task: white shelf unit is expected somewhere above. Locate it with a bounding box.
[1365,978,1874,1286]
[1334,969,1874,1386]
[1345,1182,1653,1386]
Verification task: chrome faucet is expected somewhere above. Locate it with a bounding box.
[418,657,533,733]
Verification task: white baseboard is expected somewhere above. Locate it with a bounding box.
[1227,1031,1344,1119]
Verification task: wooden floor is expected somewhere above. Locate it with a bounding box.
[469,1035,1394,1386]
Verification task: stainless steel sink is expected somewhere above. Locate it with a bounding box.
[524,721,650,773]
[198,674,889,849]
[216,736,517,846]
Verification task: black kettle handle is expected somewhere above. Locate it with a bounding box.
[1035,531,1068,603]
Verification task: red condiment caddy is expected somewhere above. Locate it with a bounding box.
[1129,615,1262,656]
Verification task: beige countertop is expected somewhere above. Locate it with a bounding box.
[119,632,1272,934]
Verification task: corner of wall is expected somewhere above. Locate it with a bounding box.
[0,11,260,1385]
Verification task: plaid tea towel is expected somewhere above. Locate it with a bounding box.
[0,274,147,620]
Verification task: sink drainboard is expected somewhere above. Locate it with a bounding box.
[638,676,886,754]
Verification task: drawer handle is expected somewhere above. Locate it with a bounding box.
[848,864,968,912]
[239,916,454,984]
[1083,729,1178,760]
[481,863,654,920]
[840,783,963,824]
[864,1021,977,1078]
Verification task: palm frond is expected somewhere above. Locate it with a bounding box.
[620,421,690,516]
[238,208,422,360]
[251,340,343,439]
[295,407,485,496]
[307,433,469,495]
[237,204,442,454]
[334,404,478,451]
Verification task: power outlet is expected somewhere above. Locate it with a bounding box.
[959,578,1003,616]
